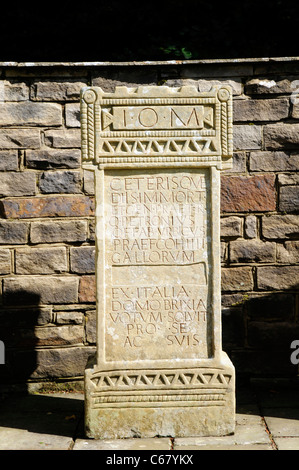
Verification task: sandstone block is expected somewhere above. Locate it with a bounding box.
[244,216,257,239]
[25,149,81,169]
[0,195,94,218]
[292,102,299,119]
[262,214,299,239]
[279,186,299,212]
[0,102,62,126]
[0,129,40,149]
[221,267,254,292]
[233,98,289,122]
[0,221,28,244]
[250,151,299,171]
[0,81,29,101]
[220,216,242,238]
[70,246,95,273]
[78,275,96,303]
[0,249,11,274]
[257,266,299,290]
[277,241,299,263]
[15,247,68,274]
[230,239,275,263]
[245,77,297,95]
[85,310,96,344]
[0,151,18,171]
[233,125,262,150]
[39,170,82,194]
[30,220,88,243]
[3,276,79,305]
[264,123,299,149]
[44,129,81,148]
[33,81,86,101]
[65,103,80,127]
[221,175,276,212]
[55,311,84,325]
[0,172,36,197]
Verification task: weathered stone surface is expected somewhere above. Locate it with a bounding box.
[0,221,28,244]
[233,125,262,150]
[78,275,96,303]
[277,241,299,263]
[278,174,299,185]
[0,249,11,274]
[15,247,67,274]
[0,151,18,171]
[0,129,40,149]
[220,216,242,238]
[0,102,62,126]
[85,310,96,344]
[65,103,80,127]
[245,77,298,95]
[221,267,254,292]
[250,151,299,171]
[30,220,88,243]
[233,98,289,122]
[26,149,81,169]
[0,81,29,101]
[0,195,94,218]
[44,129,81,148]
[70,246,95,273]
[230,240,275,263]
[33,81,86,101]
[244,216,257,239]
[279,186,299,212]
[3,276,79,305]
[264,123,299,149]
[0,172,36,197]
[39,170,82,194]
[221,175,276,212]
[262,214,299,239]
[257,266,299,290]
[292,102,299,119]
[55,311,84,325]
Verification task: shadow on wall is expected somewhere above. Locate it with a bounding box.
[0,290,42,394]
[222,284,299,382]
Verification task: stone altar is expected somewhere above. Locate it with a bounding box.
[81,85,235,438]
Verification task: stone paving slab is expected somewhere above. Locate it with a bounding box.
[275,437,299,450]
[73,437,172,450]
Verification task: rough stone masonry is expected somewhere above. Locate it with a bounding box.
[0,59,298,392]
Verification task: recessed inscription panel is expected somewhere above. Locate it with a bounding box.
[103,169,211,362]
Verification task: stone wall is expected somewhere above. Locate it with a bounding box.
[0,59,298,388]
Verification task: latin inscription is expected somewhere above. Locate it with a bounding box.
[104,169,211,361]
[102,105,214,131]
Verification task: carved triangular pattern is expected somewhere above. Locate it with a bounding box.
[100,138,215,155]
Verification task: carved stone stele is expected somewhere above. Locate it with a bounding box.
[81,85,235,438]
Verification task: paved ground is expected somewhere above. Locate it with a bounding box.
[0,380,298,451]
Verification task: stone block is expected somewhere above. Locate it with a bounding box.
[233,125,262,150]
[85,310,96,344]
[0,102,62,126]
[78,275,96,303]
[244,216,257,239]
[15,247,68,274]
[0,195,94,218]
[221,267,254,292]
[220,216,242,238]
[0,249,11,274]
[0,172,36,197]
[65,103,80,127]
[0,151,18,171]
[32,81,87,101]
[233,98,289,122]
[44,129,81,148]
[25,149,81,169]
[257,266,299,290]
[277,241,299,263]
[0,81,29,101]
[70,246,95,273]
[279,186,299,212]
[245,77,298,95]
[39,170,82,194]
[3,276,79,305]
[30,220,88,243]
[0,221,28,244]
[264,123,299,149]
[55,310,84,325]
[221,175,276,212]
[250,151,299,171]
[230,240,275,263]
[262,214,299,239]
[0,129,40,149]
